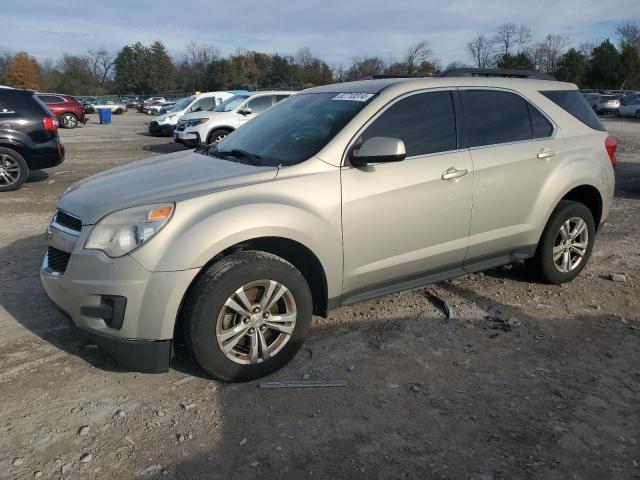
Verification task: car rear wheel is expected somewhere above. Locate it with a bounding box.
[206,129,230,146]
[0,148,28,192]
[60,113,78,129]
[183,251,313,382]
[114,108,124,115]
[530,200,595,284]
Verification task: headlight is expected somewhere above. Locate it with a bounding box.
[85,203,174,257]
[187,118,209,127]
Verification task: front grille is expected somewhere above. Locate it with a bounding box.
[54,210,82,232]
[47,246,71,273]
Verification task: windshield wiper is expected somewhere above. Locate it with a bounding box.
[214,148,262,165]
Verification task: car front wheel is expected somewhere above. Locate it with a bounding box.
[530,200,595,284]
[183,251,313,382]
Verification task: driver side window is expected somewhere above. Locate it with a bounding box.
[245,95,274,114]
[360,91,457,157]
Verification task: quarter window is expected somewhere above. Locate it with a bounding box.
[360,91,457,157]
[528,104,554,138]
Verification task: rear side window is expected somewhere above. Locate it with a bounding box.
[361,91,457,156]
[246,95,274,114]
[541,90,605,131]
[275,94,291,103]
[38,95,64,104]
[461,90,533,147]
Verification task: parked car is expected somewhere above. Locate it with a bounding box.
[88,100,127,114]
[594,95,621,115]
[40,75,616,380]
[0,87,64,191]
[158,102,176,115]
[616,98,640,119]
[37,93,87,129]
[174,91,294,147]
[149,92,235,136]
[582,92,601,110]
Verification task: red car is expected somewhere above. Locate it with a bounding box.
[37,93,87,129]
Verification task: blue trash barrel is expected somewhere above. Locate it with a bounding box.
[98,108,112,124]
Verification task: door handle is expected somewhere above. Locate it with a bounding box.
[537,148,557,160]
[441,168,468,181]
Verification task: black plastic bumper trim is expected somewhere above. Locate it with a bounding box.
[81,329,172,373]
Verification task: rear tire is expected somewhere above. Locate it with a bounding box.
[60,113,78,129]
[182,251,313,382]
[530,200,595,284]
[0,148,28,192]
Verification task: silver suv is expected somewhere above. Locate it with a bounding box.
[41,74,617,381]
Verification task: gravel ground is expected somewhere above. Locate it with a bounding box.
[0,112,638,480]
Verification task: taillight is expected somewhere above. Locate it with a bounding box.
[43,116,58,133]
[605,135,618,168]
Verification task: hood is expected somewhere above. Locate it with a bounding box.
[59,149,278,224]
[152,111,180,123]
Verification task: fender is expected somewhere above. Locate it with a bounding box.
[129,158,344,299]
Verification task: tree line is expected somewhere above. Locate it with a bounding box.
[1,20,638,95]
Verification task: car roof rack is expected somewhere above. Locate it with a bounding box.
[439,68,556,81]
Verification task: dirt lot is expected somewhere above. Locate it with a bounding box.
[1,112,639,480]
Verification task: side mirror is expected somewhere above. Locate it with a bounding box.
[192,106,202,112]
[239,107,252,115]
[349,137,406,166]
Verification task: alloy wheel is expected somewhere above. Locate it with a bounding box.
[216,279,297,364]
[552,217,588,273]
[0,154,21,187]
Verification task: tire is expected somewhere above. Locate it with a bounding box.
[530,200,595,284]
[206,129,230,146]
[614,109,621,118]
[0,148,29,192]
[60,113,78,129]
[183,251,313,382]
[114,108,123,115]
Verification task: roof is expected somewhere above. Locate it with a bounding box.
[303,76,575,95]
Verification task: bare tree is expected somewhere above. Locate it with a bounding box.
[466,35,496,68]
[295,46,314,68]
[404,40,433,76]
[85,48,114,87]
[494,23,518,55]
[616,20,640,51]
[532,34,569,72]
[578,41,597,60]
[184,41,221,90]
[515,26,532,53]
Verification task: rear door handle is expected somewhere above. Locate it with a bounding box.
[441,168,468,181]
[537,148,557,160]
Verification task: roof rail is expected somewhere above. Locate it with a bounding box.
[439,68,556,81]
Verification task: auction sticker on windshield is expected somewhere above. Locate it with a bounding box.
[332,93,374,102]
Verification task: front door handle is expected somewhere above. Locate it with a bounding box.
[537,148,557,160]
[441,167,468,181]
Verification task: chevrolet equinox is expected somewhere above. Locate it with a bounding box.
[41,73,616,381]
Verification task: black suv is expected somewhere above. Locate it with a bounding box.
[0,87,65,191]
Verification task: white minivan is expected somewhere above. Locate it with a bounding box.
[173,91,294,147]
[149,91,235,136]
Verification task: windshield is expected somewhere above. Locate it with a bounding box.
[170,96,195,112]
[208,92,374,166]
[214,95,249,112]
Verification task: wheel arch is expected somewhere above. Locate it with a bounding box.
[173,235,330,344]
[206,126,235,143]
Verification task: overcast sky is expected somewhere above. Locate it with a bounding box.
[1,0,639,66]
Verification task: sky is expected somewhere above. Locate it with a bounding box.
[1,0,639,67]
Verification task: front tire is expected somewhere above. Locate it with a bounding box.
[183,251,313,382]
[60,113,78,129]
[530,200,595,284]
[0,148,28,192]
[206,129,230,146]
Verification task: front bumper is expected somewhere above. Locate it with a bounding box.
[40,228,199,373]
[149,122,175,136]
[174,128,201,147]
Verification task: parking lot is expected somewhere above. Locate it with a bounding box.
[1,112,639,479]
